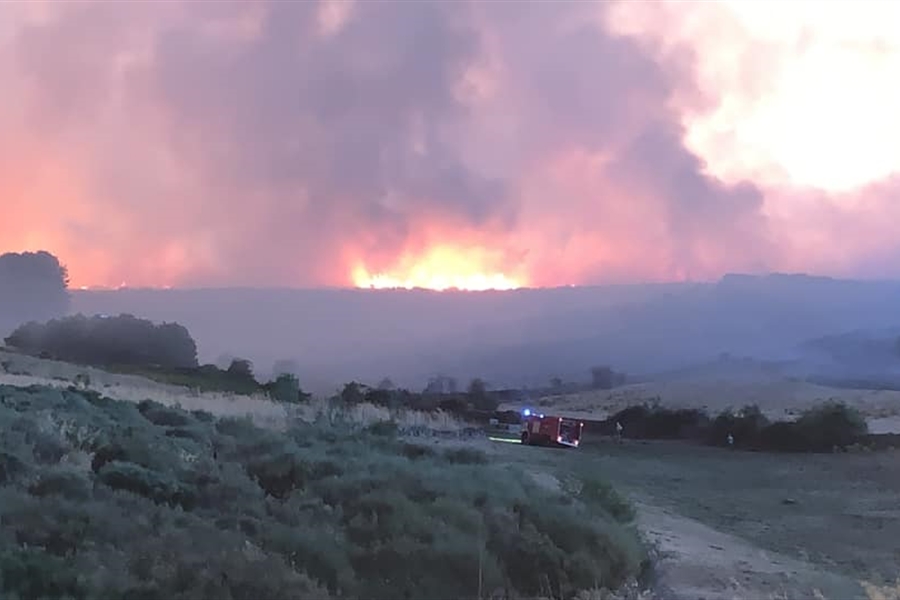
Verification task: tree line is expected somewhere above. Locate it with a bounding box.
[0,250,70,334]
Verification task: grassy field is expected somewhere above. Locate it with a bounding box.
[0,349,461,434]
[4,347,900,599]
[504,375,900,434]
[488,433,900,600]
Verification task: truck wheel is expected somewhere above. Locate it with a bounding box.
[520,431,529,444]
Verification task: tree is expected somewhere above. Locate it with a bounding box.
[340,381,365,404]
[424,375,457,395]
[590,365,626,390]
[4,313,198,369]
[0,250,70,334]
[467,377,487,398]
[227,358,254,379]
[365,386,393,407]
[268,373,310,403]
[467,377,498,412]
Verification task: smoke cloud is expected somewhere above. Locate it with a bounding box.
[1,0,898,288]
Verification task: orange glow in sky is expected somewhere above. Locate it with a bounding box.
[351,245,526,291]
[2,1,900,289]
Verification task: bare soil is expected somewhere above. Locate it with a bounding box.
[497,436,900,600]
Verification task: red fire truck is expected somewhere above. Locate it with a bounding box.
[520,409,584,448]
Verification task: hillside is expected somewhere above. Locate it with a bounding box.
[66,274,900,391]
[2,342,899,598]
[502,366,900,435]
[0,352,648,600]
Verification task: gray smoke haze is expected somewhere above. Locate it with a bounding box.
[3,1,900,391]
[0,0,830,288]
[66,274,900,394]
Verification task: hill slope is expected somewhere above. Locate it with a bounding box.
[0,380,646,599]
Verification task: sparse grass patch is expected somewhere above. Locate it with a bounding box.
[863,579,900,600]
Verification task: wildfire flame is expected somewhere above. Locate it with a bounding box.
[351,245,526,291]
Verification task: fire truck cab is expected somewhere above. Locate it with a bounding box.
[520,409,584,448]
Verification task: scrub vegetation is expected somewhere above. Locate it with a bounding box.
[0,383,647,600]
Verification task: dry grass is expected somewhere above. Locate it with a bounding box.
[0,367,292,428]
[0,348,463,433]
[502,376,900,433]
[289,396,462,432]
[863,580,900,600]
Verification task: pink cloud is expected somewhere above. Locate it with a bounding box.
[0,1,897,289]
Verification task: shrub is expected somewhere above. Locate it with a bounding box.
[366,420,399,437]
[4,313,198,369]
[0,452,28,484]
[244,450,311,499]
[96,461,195,509]
[0,384,646,600]
[590,365,627,390]
[363,387,393,407]
[442,447,488,465]
[756,421,802,452]
[137,399,193,427]
[577,478,636,523]
[607,405,708,439]
[121,363,263,395]
[27,468,92,501]
[401,442,437,460]
[267,373,307,403]
[0,547,85,599]
[792,401,868,452]
[605,400,871,454]
[707,404,769,447]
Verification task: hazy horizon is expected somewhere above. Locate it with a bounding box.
[57,273,900,395]
[4,1,900,393]
[64,274,900,292]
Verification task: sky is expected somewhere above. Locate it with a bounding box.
[1,0,899,290]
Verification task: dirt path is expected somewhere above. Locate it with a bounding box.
[634,499,865,600]
[523,469,863,599]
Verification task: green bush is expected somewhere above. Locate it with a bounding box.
[137,399,193,427]
[442,447,488,465]
[607,400,872,454]
[5,313,198,369]
[577,478,636,523]
[707,404,769,447]
[711,402,868,452]
[97,461,196,510]
[27,468,92,501]
[0,452,28,484]
[792,401,868,451]
[608,405,709,439]
[366,419,399,437]
[0,547,86,600]
[267,372,304,403]
[0,384,646,599]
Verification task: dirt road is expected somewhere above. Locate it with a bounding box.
[503,438,900,600]
[635,500,862,600]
